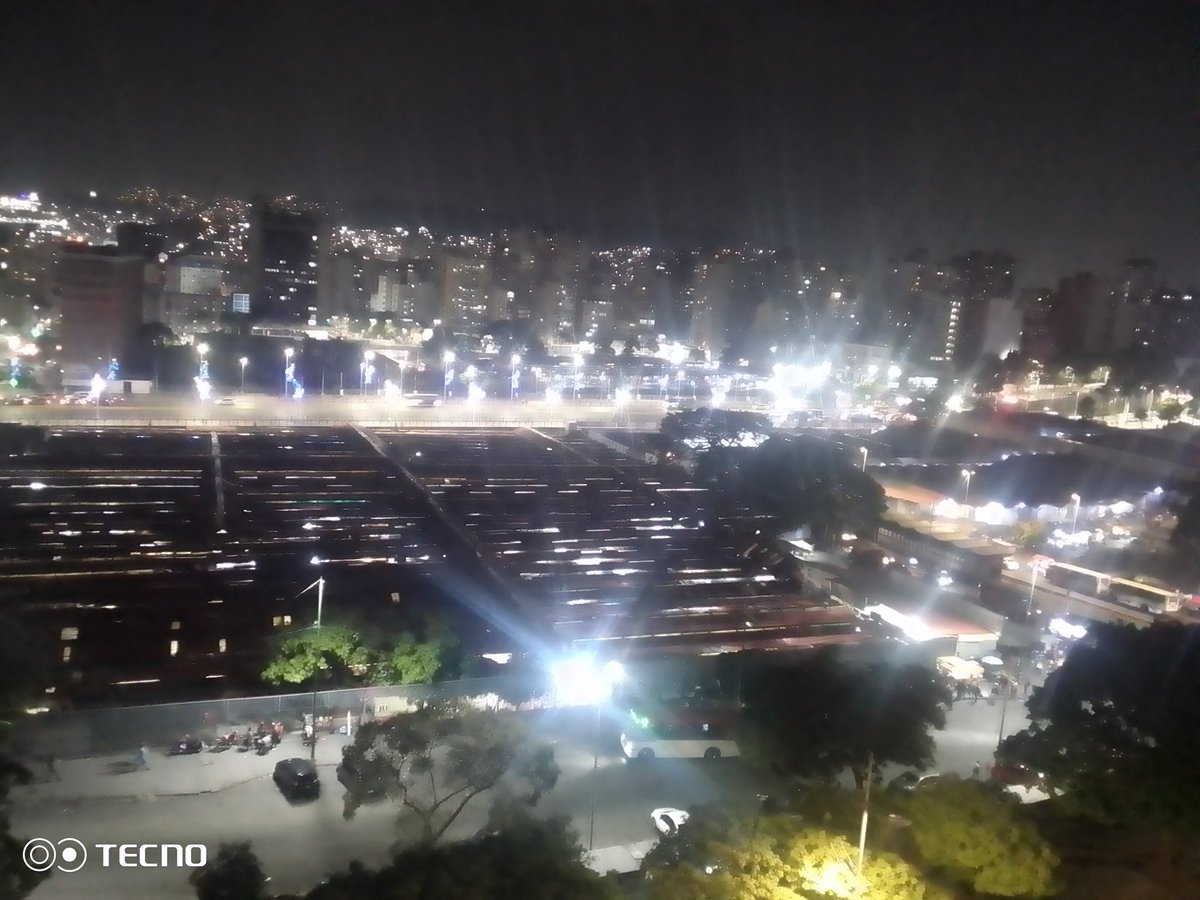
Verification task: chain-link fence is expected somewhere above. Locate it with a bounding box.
[19,673,548,757]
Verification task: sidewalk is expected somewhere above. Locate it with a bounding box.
[9,732,351,806]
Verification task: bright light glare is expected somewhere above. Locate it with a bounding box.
[614,387,632,405]
[545,387,562,405]
[550,654,624,705]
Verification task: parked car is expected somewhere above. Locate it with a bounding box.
[888,771,943,792]
[651,807,689,836]
[273,757,319,800]
[215,397,236,406]
[336,755,384,800]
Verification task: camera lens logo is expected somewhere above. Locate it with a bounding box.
[23,838,87,873]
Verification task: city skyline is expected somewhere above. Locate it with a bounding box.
[0,0,1194,286]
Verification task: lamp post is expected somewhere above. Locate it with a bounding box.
[283,347,294,397]
[510,353,521,400]
[239,357,248,393]
[1070,493,1081,532]
[550,656,624,852]
[859,447,868,472]
[961,468,975,504]
[442,350,456,400]
[573,354,584,401]
[297,562,327,760]
[361,349,376,395]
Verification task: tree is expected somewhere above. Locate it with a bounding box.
[339,705,559,845]
[1002,622,1200,833]
[740,652,950,782]
[261,625,372,686]
[643,813,935,900]
[1170,478,1200,562]
[1076,395,1097,420]
[261,618,451,688]
[376,632,447,686]
[734,436,887,543]
[903,778,1058,897]
[1157,399,1184,423]
[189,842,268,900]
[1010,521,1048,551]
[308,816,616,900]
[660,408,773,454]
[1132,406,1148,427]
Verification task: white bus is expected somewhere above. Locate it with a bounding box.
[619,708,740,760]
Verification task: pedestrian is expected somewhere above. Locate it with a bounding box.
[972,760,981,779]
[134,745,148,770]
[44,753,59,782]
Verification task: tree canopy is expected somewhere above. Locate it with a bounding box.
[903,778,1058,897]
[1002,621,1200,832]
[189,842,269,900]
[643,812,935,900]
[696,435,886,543]
[261,617,453,688]
[660,408,774,453]
[306,816,614,900]
[740,653,950,781]
[339,705,559,846]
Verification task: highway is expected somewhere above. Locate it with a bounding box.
[0,392,671,428]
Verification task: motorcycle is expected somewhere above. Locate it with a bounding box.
[167,737,203,756]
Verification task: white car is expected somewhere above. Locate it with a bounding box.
[651,807,689,836]
[215,397,236,407]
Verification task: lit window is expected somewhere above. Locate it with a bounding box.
[169,640,179,657]
[60,626,78,641]
[218,638,227,653]
[62,646,72,662]
[170,620,181,630]
[283,615,292,625]
[272,616,282,627]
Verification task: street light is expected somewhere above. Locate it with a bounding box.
[283,347,294,397]
[442,350,456,400]
[1070,493,1081,532]
[510,353,521,400]
[573,353,584,400]
[859,447,868,472]
[239,357,248,393]
[961,468,975,504]
[549,654,624,851]
[361,349,376,395]
[297,564,327,760]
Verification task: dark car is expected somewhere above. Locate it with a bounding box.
[336,755,385,801]
[273,757,319,799]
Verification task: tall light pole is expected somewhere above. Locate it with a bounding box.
[196,342,209,383]
[442,350,456,400]
[1070,493,1081,532]
[961,468,975,504]
[510,353,521,400]
[283,347,294,397]
[361,349,376,395]
[298,563,326,760]
[239,357,248,393]
[859,446,868,472]
[573,354,584,401]
[1027,562,1045,617]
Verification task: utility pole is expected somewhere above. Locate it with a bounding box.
[857,752,873,878]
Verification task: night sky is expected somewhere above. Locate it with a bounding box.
[1,0,1194,284]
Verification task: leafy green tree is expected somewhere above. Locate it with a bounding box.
[261,625,372,686]
[741,652,950,782]
[339,705,559,845]
[644,814,935,900]
[730,436,887,543]
[660,408,773,453]
[903,778,1058,897]
[1171,478,1200,562]
[375,632,447,685]
[308,816,616,900]
[1002,622,1200,833]
[1157,399,1184,423]
[1010,521,1048,551]
[189,841,268,900]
